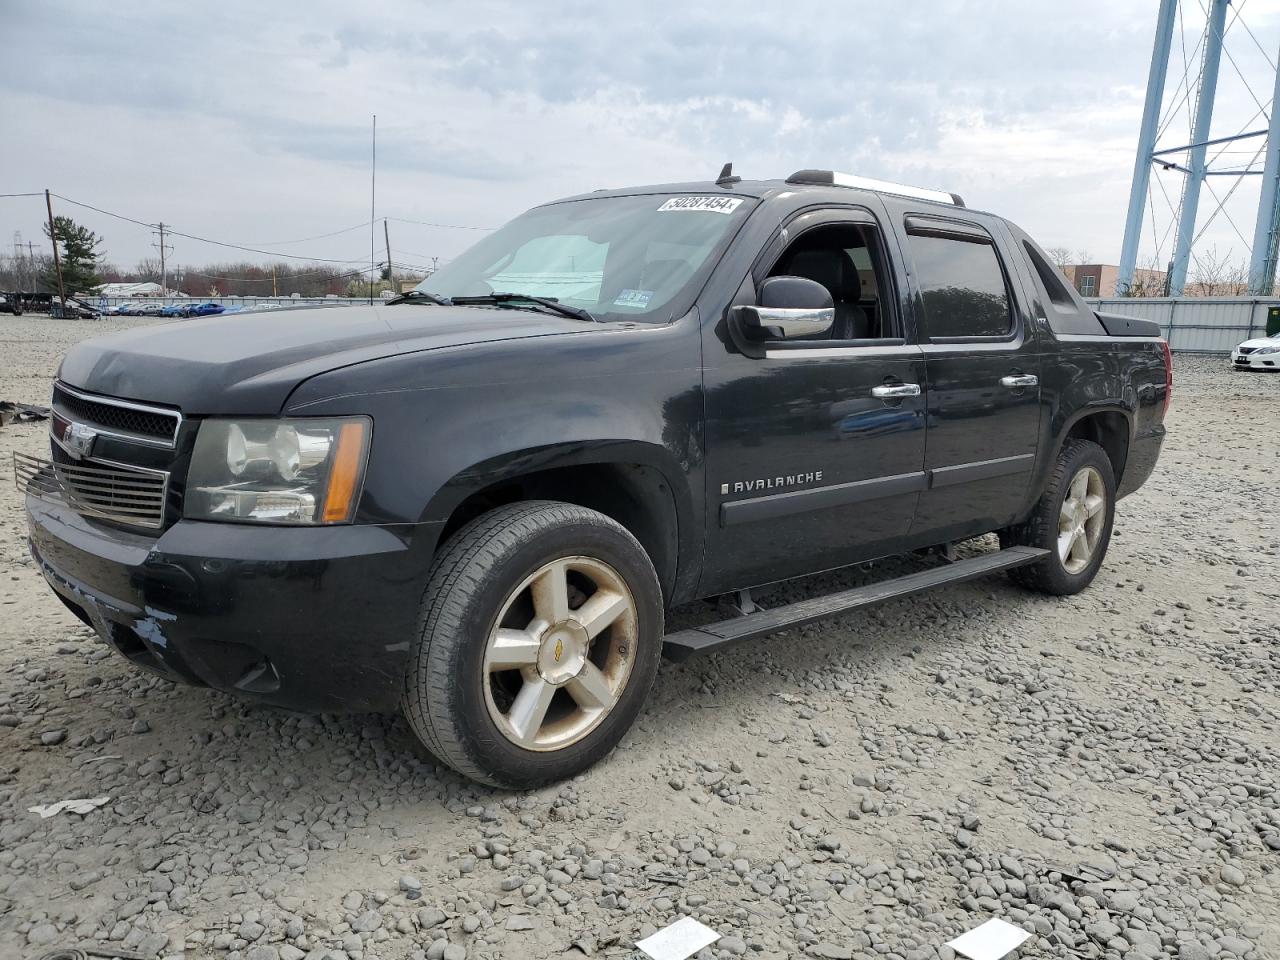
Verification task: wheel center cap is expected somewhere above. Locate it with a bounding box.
[537,621,589,685]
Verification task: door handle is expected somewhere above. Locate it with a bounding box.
[1000,374,1038,389]
[871,383,922,399]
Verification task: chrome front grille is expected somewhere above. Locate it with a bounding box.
[14,452,169,529]
[52,382,181,447]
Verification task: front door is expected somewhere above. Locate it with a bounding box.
[699,208,928,594]
[890,210,1042,542]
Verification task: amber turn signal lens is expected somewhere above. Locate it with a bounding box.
[322,421,368,523]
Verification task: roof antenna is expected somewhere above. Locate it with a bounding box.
[716,162,740,185]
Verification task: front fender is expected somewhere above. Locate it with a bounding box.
[282,321,706,595]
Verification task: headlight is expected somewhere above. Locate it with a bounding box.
[185,417,371,524]
[1254,345,1280,355]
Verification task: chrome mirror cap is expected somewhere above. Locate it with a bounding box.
[754,306,834,339]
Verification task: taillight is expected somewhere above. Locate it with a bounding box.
[1160,340,1173,417]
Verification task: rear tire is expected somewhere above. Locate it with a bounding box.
[1001,439,1115,596]
[403,501,663,788]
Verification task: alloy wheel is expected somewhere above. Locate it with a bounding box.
[1058,465,1106,574]
[482,556,638,751]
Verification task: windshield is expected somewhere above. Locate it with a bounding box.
[415,193,755,322]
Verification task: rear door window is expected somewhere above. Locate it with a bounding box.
[905,222,1013,340]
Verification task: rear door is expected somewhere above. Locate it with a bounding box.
[888,208,1042,542]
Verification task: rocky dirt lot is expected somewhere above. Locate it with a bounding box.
[0,315,1277,960]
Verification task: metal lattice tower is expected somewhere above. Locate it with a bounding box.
[1119,0,1280,296]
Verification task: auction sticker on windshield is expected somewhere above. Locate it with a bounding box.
[657,196,743,214]
[614,289,654,308]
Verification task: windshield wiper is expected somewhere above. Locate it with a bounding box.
[386,290,451,305]
[450,292,596,323]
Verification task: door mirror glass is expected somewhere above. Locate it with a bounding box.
[736,275,834,340]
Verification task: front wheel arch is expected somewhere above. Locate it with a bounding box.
[427,451,692,604]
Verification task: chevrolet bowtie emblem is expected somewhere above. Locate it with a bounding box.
[554,638,564,662]
[64,421,98,459]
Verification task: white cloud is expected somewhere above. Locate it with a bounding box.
[4,0,1280,269]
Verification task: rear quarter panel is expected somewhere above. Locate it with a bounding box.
[1036,334,1168,500]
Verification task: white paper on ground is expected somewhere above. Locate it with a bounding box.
[635,916,721,960]
[27,796,111,819]
[945,918,1032,960]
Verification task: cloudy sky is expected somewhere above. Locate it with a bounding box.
[4,0,1280,276]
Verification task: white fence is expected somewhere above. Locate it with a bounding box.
[94,295,377,311]
[1086,297,1278,353]
[81,295,1280,354]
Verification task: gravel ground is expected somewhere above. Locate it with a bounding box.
[0,315,1277,960]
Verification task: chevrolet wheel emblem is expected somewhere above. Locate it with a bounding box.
[554,638,564,662]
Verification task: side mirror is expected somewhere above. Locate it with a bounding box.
[732,276,834,340]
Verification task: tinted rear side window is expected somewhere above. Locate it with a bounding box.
[907,230,1012,339]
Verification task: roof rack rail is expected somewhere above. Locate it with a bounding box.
[785,170,965,207]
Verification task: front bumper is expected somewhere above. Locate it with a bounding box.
[1230,350,1280,370]
[26,494,441,713]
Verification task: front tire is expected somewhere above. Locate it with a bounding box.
[1001,439,1116,596]
[403,501,663,788]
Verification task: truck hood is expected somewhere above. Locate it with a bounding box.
[57,304,590,415]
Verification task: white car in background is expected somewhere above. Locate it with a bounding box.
[1231,332,1280,370]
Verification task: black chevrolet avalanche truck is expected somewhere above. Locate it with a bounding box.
[18,169,1170,787]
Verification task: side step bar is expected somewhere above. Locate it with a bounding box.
[662,545,1049,662]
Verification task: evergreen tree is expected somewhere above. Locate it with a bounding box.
[42,216,102,294]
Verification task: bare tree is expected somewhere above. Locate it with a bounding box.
[1117,257,1169,297]
[1044,247,1074,273]
[134,258,163,283]
[1187,246,1249,296]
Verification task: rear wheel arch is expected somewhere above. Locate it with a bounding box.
[1060,409,1130,488]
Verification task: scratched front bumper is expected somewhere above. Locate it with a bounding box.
[25,494,439,713]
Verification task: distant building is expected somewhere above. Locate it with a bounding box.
[95,281,167,298]
[1061,264,1167,298]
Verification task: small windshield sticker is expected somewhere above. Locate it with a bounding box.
[614,288,653,308]
[657,196,743,215]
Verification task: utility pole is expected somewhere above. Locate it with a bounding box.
[44,189,67,310]
[27,242,36,293]
[370,114,377,306]
[383,218,393,293]
[272,265,278,297]
[152,223,173,295]
[11,231,22,291]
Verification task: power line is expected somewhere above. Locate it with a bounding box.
[243,220,378,246]
[48,192,489,266]
[0,192,44,199]
[50,193,374,264]
[386,216,494,231]
[183,265,378,284]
